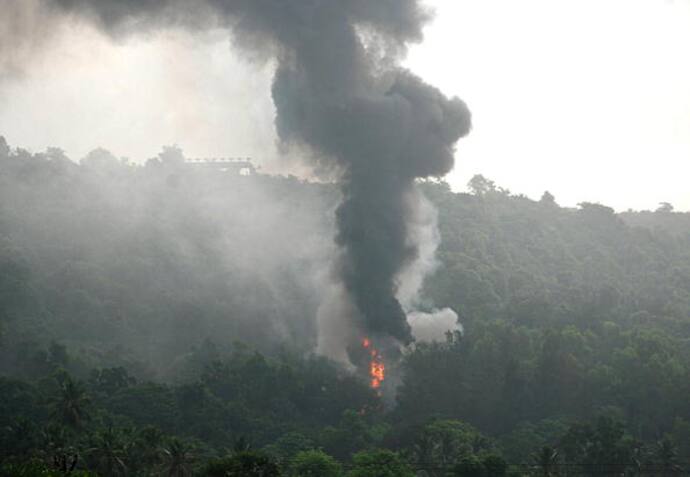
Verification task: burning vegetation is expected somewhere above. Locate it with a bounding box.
[362,338,385,390]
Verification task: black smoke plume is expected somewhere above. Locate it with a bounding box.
[5,0,471,346]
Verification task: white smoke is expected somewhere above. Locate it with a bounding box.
[315,282,358,366]
[397,185,462,343]
[407,308,462,343]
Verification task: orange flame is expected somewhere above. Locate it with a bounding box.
[362,337,385,389]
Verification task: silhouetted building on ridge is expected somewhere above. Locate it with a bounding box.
[186,157,255,175]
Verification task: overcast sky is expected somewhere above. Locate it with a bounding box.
[0,0,688,211]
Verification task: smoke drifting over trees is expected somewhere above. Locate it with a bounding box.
[0,140,338,377]
[2,0,471,358]
[3,2,690,475]
[3,139,690,474]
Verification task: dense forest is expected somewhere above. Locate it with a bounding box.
[1,137,690,476]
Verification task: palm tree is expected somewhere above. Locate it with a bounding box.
[41,422,70,453]
[4,417,38,458]
[41,420,79,472]
[52,373,90,429]
[160,438,194,477]
[652,438,682,476]
[133,426,165,471]
[533,446,559,477]
[232,436,252,453]
[86,426,131,476]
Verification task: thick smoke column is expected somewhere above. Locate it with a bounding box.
[212,0,472,345]
[4,0,471,348]
[242,1,471,346]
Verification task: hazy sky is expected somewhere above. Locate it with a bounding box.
[0,0,688,211]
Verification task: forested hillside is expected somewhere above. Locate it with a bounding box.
[2,138,690,475]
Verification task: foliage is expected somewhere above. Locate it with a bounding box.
[347,449,414,477]
[0,459,95,476]
[204,450,280,477]
[288,449,342,477]
[1,140,690,474]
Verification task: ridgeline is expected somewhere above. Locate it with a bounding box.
[2,139,689,475]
